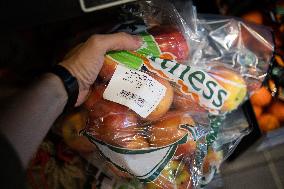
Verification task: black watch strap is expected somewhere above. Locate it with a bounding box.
[50,65,79,112]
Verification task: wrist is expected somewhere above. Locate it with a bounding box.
[59,62,95,106]
[40,73,68,106]
[49,65,79,112]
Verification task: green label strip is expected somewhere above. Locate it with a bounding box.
[107,51,143,70]
[136,32,161,57]
[107,32,161,70]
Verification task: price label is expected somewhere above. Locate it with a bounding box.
[103,64,166,118]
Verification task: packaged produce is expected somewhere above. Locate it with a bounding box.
[78,1,274,188]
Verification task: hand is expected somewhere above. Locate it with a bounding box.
[60,33,142,106]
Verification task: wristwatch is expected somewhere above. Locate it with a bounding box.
[50,65,79,112]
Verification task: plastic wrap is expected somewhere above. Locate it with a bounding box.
[76,1,275,188]
[191,15,274,186]
[191,15,274,92]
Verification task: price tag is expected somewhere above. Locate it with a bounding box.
[103,64,166,118]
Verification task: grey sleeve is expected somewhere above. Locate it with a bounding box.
[0,73,68,168]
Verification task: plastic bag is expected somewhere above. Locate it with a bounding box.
[80,1,274,188]
[191,15,274,92]
[190,15,274,186]
[199,107,251,186]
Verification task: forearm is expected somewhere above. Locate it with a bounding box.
[0,73,68,168]
[0,33,141,169]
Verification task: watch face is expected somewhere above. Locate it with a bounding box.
[79,0,136,12]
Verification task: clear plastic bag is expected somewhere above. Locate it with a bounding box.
[80,1,274,188]
[189,15,274,186]
[191,15,274,93]
[200,107,251,186]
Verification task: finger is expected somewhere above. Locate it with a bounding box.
[89,32,142,53]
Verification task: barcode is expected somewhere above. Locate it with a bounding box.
[122,70,155,92]
[119,89,146,108]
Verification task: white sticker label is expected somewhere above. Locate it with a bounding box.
[103,64,167,118]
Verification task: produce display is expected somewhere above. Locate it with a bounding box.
[78,1,274,188]
[239,1,284,133]
[27,138,87,189]
[251,86,284,132]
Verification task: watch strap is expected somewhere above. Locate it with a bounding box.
[50,65,79,112]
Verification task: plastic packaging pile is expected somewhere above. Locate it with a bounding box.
[80,1,274,188]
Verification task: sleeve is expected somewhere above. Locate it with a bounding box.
[0,132,27,189]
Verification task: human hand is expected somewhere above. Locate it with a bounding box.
[60,33,142,106]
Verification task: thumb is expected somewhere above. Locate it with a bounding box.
[90,32,142,53]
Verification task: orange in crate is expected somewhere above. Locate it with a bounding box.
[252,105,262,119]
[268,100,284,122]
[250,87,272,107]
[242,11,263,25]
[258,114,280,133]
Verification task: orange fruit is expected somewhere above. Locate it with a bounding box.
[252,105,262,119]
[268,100,284,122]
[275,55,284,67]
[242,11,263,25]
[268,79,277,95]
[250,87,272,107]
[258,114,280,133]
